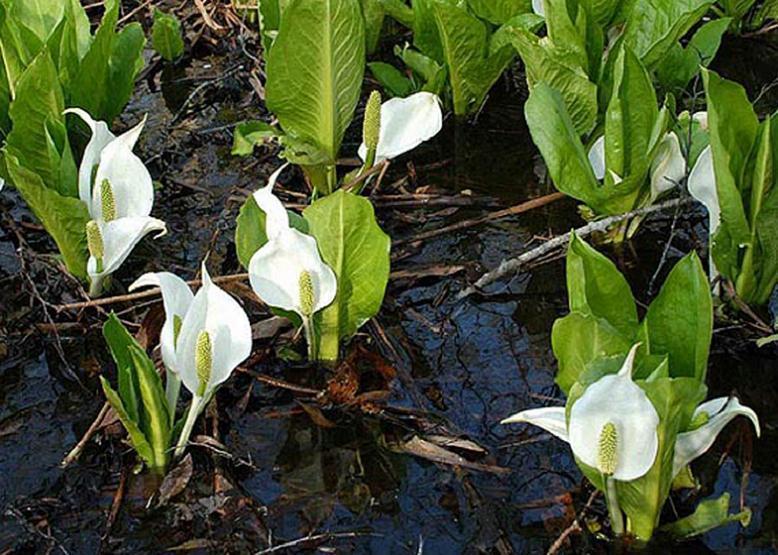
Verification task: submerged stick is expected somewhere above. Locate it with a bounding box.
[394,191,565,247]
[458,198,691,300]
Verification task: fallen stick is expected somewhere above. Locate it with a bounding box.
[54,273,249,312]
[458,197,691,300]
[60,401,111,468]
[393,191,565,247]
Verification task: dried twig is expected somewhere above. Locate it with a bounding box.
[60,402,111,468]
[256,531,379,554]
[458,198,691,299]
[546,489,599,555]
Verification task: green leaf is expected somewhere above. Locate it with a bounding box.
[379,0,414,28]
[129,344,171,474]
[753,185,778,304]
[231,120,278,156]
[565,233,639,336]
[303,190,391,361]
[265,0,365,165]
[368,62,415,97]
[604,46,659,183]
[151,8,185,62]
[654,18,730,92]
[258,0,282,52]
[360,0,385,54]
[100,376,157,470]
[704,69,759,276]
[524,84,603,209]
[4,153,89,278]
[5,48,75,195]
[6,0,65,43]
[103,313,143,424]
[638,252,712,382]
[70,0,145,123]
[551,312,633,394]
[509,27,598,136]
[234,194,309,269]
[622,0,714,69]
[466,0,531,24]
[660,493,752,538]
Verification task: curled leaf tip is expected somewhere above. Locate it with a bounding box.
[597,422,618,476]
[195,330,212,396]
[363,90,382,151]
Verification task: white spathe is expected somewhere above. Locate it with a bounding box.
[532,0,544,16]
[650,132,686,201]
[357,92,443,164]
[175,263,252,398]
[588,135,606,181]
[673,396,760,477]
[66,108,166,285]
[687,145,720,282]
[503,345,660,482]
[130,271,194,374]
[247,166,336,319]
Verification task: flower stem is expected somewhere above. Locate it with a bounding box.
[165,372,181,426]
[303,317,318,361]
[174,395,202,459]
[605,476,624,536]
[88,275,105,297]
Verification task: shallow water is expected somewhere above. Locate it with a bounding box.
[1,20,777,555]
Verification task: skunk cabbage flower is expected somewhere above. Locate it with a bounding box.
[357,92,443,165]
[248,165,336,359]
[687,146,720,282]
[503,345,659,481]
[587,133,685,201]
[66,108,166,297]
[129,271,195,418]
[673,396,760,476]
[171,263,252,457]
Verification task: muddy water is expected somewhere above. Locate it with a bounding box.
[1,30,777,555]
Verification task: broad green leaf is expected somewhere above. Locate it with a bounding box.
[130,344,171,474]
[654,18,730,92]
[100,376,156,470]
[604,46,658,193]
[551,312,633,394]
[379,0,414,28]
[431,1,494,116]
[660,493,752,538]
[510,28,598,135]
[151,9,185,62]
[466,0,531,24]
[266,0,366,165]
[231,120,278,156]
[524,84,603,208]
[7,0,64,43]
[368,62,415,97]
[622,0,713,69]
[753,187,778,304]
[234,194,309,269]
[704,69,758,274]
[544,0,593,74]
[258,0,282,52]
[395,44,446,91]
[579,0,621,27]
[360,0,385,54]
[412,0,448,63]
[4,154,89,278]
[70,0,145,123]
[638,252,712,382]
[5,48,74,194]
[565,233,639,336]
[304,190,391,361]
[103,313,143,424]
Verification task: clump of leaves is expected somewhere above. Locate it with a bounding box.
[0,0,145,279]
[151,8,185,62]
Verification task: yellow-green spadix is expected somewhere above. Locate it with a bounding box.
[65,108,166,295]
[247,165,337,320]
[502,344,660,482]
